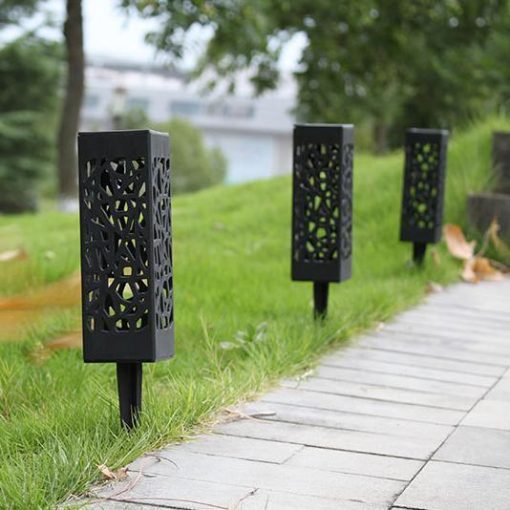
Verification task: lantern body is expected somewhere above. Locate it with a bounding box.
[292,124,354,283]
[78,130,173,363]
[400,128,448,244]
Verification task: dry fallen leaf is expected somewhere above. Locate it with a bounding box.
[461,256,504,284]
[443,225,476,260]
[296,369,314,381]
[426,282,444,293]
[375,322,385,332]
[487,258,510,274]
[98,464,128,481]
[0,272,80,311]
[488,218,510,259]
[0,248,27,262]
[0,273,81,343]
[28,332,82,365]
[46,331,82,350]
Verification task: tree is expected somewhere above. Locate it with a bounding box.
[124,0,509,151]
[0,35,61,212]
[118,108,227,193]
[157,118,227,194]
[1,0,85,209]
[57,0,84,209]
[0,0,43,25]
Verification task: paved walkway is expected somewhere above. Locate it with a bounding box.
[87,279,510,510]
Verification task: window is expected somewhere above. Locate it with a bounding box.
[170,101,202,117]
[126,97,150,112]
[223,103,255,119]
[84,94,100,109]
[207,101,254,119]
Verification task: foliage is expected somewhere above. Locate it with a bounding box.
[0,117,507,507]
[0,0,44,25]
[120,109,227,194]
[0,35,61,213]
[156,117,227,194]
[120,108,227,194]
[117,106,151,130]
[124,0,510,150]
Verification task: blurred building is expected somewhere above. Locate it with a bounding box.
[81,58,296,184]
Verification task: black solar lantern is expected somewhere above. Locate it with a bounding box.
[400,128,448,265]
[291,124,354,319]
[78,130,173,429]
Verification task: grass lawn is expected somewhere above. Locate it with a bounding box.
[0,117,508,508]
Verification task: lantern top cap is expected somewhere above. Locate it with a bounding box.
[78,129,168,138]
[407,128,449,136]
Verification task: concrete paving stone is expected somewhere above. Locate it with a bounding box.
[238,401,453,441]
[360,331,510,361]
[321,356,497,387]
[314,365,486,399]
[392,315,510,343]
[422,302,510,326]
[420,300,510,324]
[381,317,508,344]
[286,445,422,481]
[174,434,302,464]
[385,329,510,350]
[462,400,510,431]
[419,303,510,328]
[329,347,506,376]
[282,376,477,411]
[434,426,510,469]
[429,295,510,316]
[125,450,405,507]
[262,387,464,425]
[91,475,256,510]
[400,304,510,325]
[482,373,510,402]
[239,489,387,510]
[395,460,510,510]
[359,338,510,369]
[216,418,442,460]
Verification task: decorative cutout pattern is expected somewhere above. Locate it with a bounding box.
[293,143,351,263]
[340,144,354,259]
[81,157,150,333]
[152,157,173,330]
[402,141,442,231]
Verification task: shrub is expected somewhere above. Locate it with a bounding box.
[119,109,227,194]
[0,35,61,213]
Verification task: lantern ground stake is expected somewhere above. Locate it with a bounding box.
[413,242,427,266]
[78,130,174,430]
[400,128,449,266]
[291,124,354,319]
[313,282,329,319]
[117,362,142,429]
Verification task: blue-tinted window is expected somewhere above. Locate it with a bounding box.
[126,97,150,112]
[84,94,100,109]
[170,101,202,116]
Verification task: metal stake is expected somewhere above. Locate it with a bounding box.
[313,282,329,319]
[413,242,427,265]
[116,362,142,429]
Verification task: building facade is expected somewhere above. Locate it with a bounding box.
[81,59,295,184]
